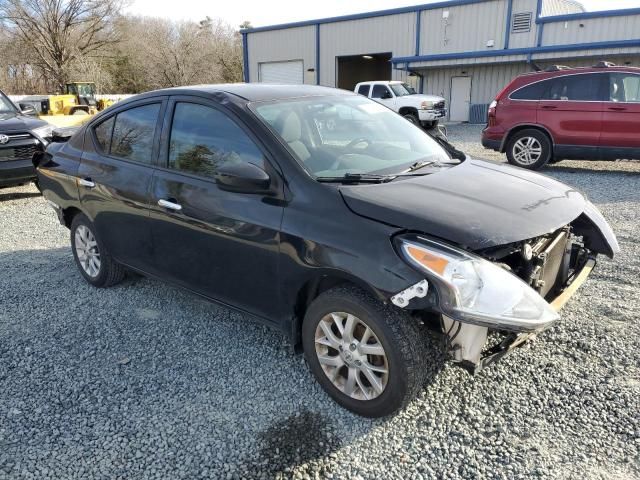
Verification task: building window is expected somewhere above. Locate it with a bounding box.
[512,12,532,33]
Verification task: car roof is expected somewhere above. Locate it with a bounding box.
[357,81,402,85]
[519,65,640,79]
[136,83,356,102]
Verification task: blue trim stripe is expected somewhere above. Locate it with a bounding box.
[415,11,422,56]
[538,7,640,24]
[391,38,640,64]
[242,32,249,83]
[241,0,487,33]
[504,0,513,50]
[316,24,320,85]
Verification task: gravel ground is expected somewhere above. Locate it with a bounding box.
[1,124,639,479]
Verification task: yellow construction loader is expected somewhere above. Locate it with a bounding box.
[17,82,116,128]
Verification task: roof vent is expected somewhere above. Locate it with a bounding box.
[545,65,571,72]
[593,61,616,68]
[512,12,533,33]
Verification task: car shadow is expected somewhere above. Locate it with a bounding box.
[0,246,447,478]
[0,190,41,202]
[544,163,640,176]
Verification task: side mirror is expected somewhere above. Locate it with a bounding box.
[213,162,271,193]
[19,104,37,116]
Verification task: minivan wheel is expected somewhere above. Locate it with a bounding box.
[70,213,125,288]
[302,286,427,417]
[506,129,552,170]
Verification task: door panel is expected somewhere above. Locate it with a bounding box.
[537,73,605,148]
[600,72,640,154]
[450,77,471,122]
[78,99,165,270]
[149,97,284,320]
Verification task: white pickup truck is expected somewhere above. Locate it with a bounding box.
[354,81,447,128]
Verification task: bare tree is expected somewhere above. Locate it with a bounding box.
[0,0,123,89]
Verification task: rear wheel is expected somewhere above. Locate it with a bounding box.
[302,286,428,417]
[506,129,552,170]
[70,214,125,287]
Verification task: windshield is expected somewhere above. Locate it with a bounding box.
[0,91,17,113]
[389,83,415,97]
[252,95,449,179]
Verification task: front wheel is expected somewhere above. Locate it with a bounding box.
[70,213,125,287]
[403,113,419,125]
[302,286,428,417]
[506,129,552,170]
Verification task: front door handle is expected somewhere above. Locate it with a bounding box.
[158,198,182,212]
[541,105,557,110]
[607,106,627,111]
[78,178,95,188]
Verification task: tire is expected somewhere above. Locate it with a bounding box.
[422,120,438,129]
[506,129,552,170]
[403,112,419,125]
[70,213,125,288]
[302,285,428,417]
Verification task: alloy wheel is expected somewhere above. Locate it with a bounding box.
[512,137,543,165]
[314,312,389,401]
[74,225,101,277]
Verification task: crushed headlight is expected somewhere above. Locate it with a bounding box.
[397,236,560,331]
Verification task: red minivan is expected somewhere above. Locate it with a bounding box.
[482,62,640,170]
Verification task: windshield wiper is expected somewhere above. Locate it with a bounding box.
[401,159,438,174]
[316,173,392,183]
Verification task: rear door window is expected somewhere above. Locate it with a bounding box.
[168,102,264,178]
[371,85,391,99]
[357,85,370,96]
[609,73,640,102]
[542,74,605,101]
[109,103,161,163]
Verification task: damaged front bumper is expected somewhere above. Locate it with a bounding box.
[393,253,598,373]
[451,255,596,373]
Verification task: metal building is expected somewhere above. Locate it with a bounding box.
[241,0,640,122]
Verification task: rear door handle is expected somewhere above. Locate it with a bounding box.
[158,199,182,212]
[607,106,627,111]
[541,105,557,110]
[78,178,95,188]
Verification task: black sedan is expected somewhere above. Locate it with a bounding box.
[0,89,53,188]
[34,84,619,417]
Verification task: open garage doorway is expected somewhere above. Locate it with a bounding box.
[336,53,392,91]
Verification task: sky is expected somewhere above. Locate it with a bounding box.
[126,0,640,28]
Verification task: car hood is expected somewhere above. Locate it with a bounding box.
[339,159,586,250]
[407,94,444,103]
[0,111,49,132]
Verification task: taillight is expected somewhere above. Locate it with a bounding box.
[487,100,498,125]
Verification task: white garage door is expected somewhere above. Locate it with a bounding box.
[259,61,304,84]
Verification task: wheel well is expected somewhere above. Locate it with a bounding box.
[398,107,418,117]
[290,275,379,353]
[62,206,82,228]
[502,125,554,153]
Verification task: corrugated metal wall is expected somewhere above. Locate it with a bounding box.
[508,0,541,49]
[542,14,640,46]
[420,0,508,54]
[247,26,316,83]
[319,13,415,86]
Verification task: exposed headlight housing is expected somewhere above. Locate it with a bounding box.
[32,125,54,141]
[420,100,435,110]
[396,236,560,332]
